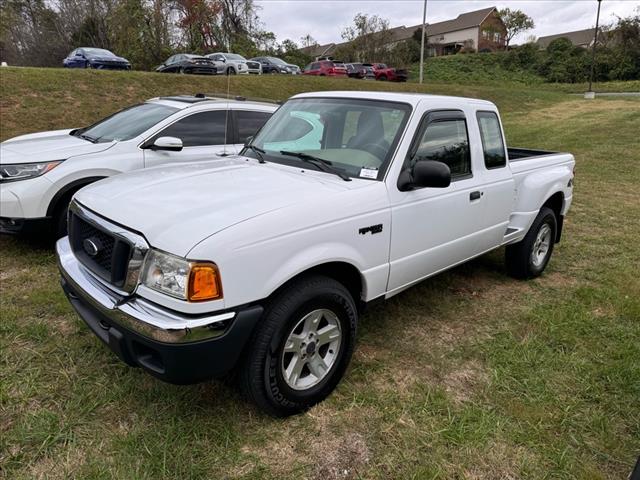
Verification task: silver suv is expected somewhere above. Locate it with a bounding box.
[206,52,260,75]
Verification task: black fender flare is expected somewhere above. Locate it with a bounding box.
[46,177,106,217]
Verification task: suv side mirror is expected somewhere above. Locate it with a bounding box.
[398,160,451,191]
[150,136,183,151]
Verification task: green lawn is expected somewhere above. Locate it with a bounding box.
[1,68,639,479]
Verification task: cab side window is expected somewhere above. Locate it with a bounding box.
[408,115,471,179]
[477,111,506,169]
[154,111,228,147]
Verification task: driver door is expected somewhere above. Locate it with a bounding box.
[143,110,235,167]
[386,110,490,294]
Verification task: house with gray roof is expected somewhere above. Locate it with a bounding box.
[301,6,507,59]
[536,28,598,49]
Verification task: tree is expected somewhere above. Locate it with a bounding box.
[300,34,317,49]
[339,13,391,62]
[498,8,534,49]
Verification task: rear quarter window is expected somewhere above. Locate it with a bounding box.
[476,111,506,169]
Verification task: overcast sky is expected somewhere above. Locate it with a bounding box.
[256,0,639,46]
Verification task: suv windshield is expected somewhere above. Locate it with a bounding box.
[244,98,411,180]
[268,57,286,65]
[225,54,246,61]
[79,103,178,143]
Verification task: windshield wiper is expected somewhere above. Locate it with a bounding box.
[244,144,266,163]
[279,151,351,181]
[79,133,98,143]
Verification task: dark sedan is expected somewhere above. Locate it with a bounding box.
[63,48,131,70]
[250,56,300,74]
[156,54,218,75]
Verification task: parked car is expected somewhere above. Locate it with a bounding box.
[56,91,575,416]
[206,52,259,75]
[250,56,300,74]
[345,63,376,79]
[155,54,218,75]
[303,60,348,77]
[0,95,276,237]
[63,48,130,70]
[371,63,408,82]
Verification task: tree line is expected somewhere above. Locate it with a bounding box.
[0,0,312,70]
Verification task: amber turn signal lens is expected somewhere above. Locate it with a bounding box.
[188,264,222,301]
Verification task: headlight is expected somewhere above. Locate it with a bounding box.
[142,249,222,302]
[0,161,63,182]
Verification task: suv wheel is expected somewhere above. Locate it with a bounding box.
[239,275,358,416]
[505,207,557,279]
[226,67,236,75]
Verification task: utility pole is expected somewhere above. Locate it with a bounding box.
[419,0,427,84]
[587,0,602,96]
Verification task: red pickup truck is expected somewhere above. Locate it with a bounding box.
[370,63,408,82]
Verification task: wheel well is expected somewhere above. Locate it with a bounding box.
[46,177,105,218]
[272,262,364,309]
[542,192,564,242]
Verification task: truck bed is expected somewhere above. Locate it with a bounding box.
[508,147,560,161]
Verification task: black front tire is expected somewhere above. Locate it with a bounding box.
[505,207,557,279]
[239,275,358,417]
[53,200,70,239]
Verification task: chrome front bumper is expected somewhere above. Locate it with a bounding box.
[56,237,235,343]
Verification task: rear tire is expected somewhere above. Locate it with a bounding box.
[378,74,387,81]
[505,207,557,279]
[239,275,358,417]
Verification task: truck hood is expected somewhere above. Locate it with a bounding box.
[75,157,367,256]
[1,129,115,164]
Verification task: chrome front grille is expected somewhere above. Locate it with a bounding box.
[68,201,149,293]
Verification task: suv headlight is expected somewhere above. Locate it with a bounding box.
[0,161,63,182]
[142,249,222,302]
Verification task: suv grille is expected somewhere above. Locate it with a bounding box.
[69,211,132,287]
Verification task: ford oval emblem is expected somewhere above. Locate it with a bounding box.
[83,238,100,257]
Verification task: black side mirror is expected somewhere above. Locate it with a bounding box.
[398,160,451,191]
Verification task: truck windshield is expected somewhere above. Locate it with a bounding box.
[245,98,411,180]
[77,103,178,143]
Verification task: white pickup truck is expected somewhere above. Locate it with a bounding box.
[57,91,574,416]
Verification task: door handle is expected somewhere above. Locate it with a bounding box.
[470,191,482,201]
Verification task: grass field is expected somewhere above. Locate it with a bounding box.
[1,68,639,479]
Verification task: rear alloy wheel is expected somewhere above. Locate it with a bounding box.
[239,275,357,417]
[505,206,557,279]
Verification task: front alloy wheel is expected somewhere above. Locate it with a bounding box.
[281,309,342,390]
[239,275,357,417]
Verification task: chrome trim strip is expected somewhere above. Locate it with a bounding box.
[57,237,235,343]
[69,200,149,294]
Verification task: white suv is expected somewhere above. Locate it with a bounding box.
[206,53,260,75]
[0,95,276,236]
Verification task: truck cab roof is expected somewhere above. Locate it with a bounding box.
[290,90,496,109]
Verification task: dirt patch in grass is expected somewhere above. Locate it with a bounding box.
[310,432,370,480]
[441,359,490,404]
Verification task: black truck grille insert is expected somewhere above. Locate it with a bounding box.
[69,211,132,287]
